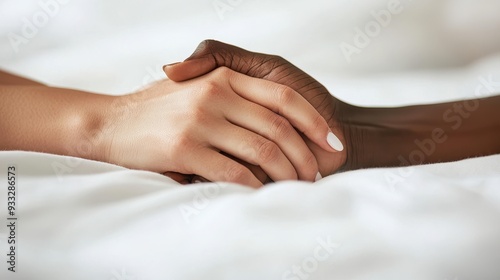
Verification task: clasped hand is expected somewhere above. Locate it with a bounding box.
[104,62,344,187]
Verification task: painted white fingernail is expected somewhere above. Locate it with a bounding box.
[315,172,322,182]
[327,132,344,151]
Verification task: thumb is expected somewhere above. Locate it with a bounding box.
[163,40,247,82]
[163,40,222,82]
[163,57,216,82]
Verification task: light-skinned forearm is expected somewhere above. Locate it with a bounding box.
[0,85,111,162]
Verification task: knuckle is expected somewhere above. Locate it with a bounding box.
[268,55,288,69]
[211,66,233,80]
[200,39,220,50]
[274,85,295,107]
[199,80,222,99]
[192,40,216,57]
[270,115,293,140]
[189,106,209,124]
[215,66,231,75]
[199,39,213,48]
[224,164,250,183]
[200,40,232,65]
[308,113,326,134]
[256,140,281,164]
[171,132,192,153]
[271,55,285,63]
[300,112,325,136]
[303,152,317,168]
[204,79,220,93]
[301,152,318,176]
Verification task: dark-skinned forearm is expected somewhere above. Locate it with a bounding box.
[340,95,500,170]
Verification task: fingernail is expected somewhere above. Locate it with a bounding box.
[327,131,344,151]
[162,62,180,70]
[193,179,203,184]
[315,172,322,182]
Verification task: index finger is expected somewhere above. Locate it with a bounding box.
[221,68,343,153]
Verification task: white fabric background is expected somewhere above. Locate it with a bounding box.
[1,0,500,279]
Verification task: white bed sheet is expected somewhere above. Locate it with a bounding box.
[1,0,500,279]
[1,152,500,280]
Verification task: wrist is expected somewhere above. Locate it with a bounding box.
[65,92,116,164]
[337,103,417,171]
